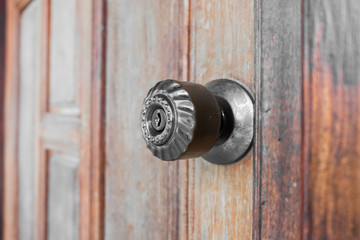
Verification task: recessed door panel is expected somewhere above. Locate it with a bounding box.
[49,0,78,115]
[47,153,79,240]
[18,1,42,239]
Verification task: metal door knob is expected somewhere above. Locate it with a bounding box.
[140,79,254,165]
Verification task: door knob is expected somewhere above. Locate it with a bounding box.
[140,79,254,165]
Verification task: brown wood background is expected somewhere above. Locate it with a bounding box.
[4,0,21,238]
[2,0,360,239]
[104,0,254,239]
[3,0,106,239]
[255,0,360,239]
[302,0,360,239]
[255,0,302,239]
[188,0,254,239]
[104,0,189,239]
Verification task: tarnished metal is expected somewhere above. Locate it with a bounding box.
[203,79,254,164]
[140,80,221,160]
[140,79,254,164]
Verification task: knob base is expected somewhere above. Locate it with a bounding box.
[202,79,254,165]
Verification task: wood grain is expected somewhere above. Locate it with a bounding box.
[256,0,302,239]
[3,0,20,238]
[47,153,79,240]
[40,114,81,152]
[43,0,94,239]
[3,0,104,239]
[75,0,94,239]
[49,0,79,115]
[16,0,33,10]
[33,0,50,238]
[33,0,98,239]
[90,0,106,238]
[104,0,189,239]
[303,0,360,239]
[0,0,6,238]
[18,1,41,238]
[188,0,254,239]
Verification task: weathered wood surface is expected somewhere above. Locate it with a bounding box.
[3,0,21,238]
[303,0,360,239]
[256,0,302,239]
[47,153,79,240]
[90,0,107,239]
[188,0,254,239]
[40,114,81,152]
[4,0,360,239]
[0,0,6,238]
[49,0,78,115]
[42,0,94,239]
[33,0,50,237]
[16,0,33,10]
[18,1,42,239]
[104,0,189,239]
[4,0,104,239]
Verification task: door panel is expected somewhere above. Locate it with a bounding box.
[104,0,188,239]
[4,0,97,239]
[49,0,78,114]
[34,0,93,239]
[188,0,254,239]
[18,0,42,238]
[47,153,79,240]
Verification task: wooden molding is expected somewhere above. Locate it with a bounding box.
[89,0,106,239]
[16,0,33,11]
[3,0,20,238]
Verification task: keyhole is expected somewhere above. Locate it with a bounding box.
[155,112,161,127]
[151,108,166,131]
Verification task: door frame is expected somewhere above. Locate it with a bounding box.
[2,0,106,239]
[0,0,6,238]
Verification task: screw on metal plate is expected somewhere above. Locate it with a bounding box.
[140,79,254,165]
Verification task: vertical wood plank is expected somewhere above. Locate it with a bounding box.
[34,0,50,238]
[47,153,79,240]
[18,1,42,238]
[3,0,20,238]
[188,0,254,239]
[104,0,189,239]
[303,1,360,239]
[0,0,6,237]
[48,0,78,113]
[76,0,93,238]
[90,0,106,239]
[256,0,302,239]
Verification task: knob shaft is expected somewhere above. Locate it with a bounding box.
[140,79,254,164]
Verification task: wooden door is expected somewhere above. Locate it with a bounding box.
[104,0,254,239]
[3,0,105,239]
[3,0,360,239]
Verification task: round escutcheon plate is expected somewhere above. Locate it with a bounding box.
[202,79,254,165]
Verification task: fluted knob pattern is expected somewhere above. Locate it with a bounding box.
[141,80,221,161]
